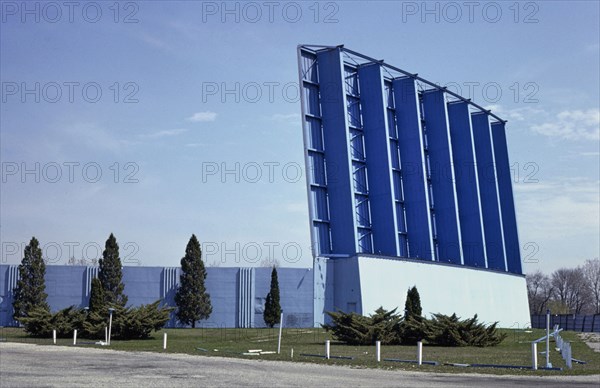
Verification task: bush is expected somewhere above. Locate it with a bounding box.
[17,307,53,337]
[114,302,173,339]
[323,307,401,345]
[398,315,427,345]
[18,306,85,338]
[84,301,173,340]
[324,309,506,347]
[19,301,173,340]
[423,313,507,347]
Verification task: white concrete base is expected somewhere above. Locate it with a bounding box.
[314,254,531,328]
[356,255,531,328]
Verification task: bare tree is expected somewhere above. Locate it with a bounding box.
[570,268,590,314]
[526,271,554,314]
[583,258,600,314]
[66,256,98,266]
[260,258,280,268]
[551,267,590,314]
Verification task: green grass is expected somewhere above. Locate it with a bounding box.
[1,327,599,376]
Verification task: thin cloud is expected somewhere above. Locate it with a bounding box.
[138,33,169,50]
[271,113,300,122]
[484,105,546,122]
[142,128,188,139]
[515,177,600,237]
[62,123,127,153]
[188,111,217,122]
[531,109,600,141]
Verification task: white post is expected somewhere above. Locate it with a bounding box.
[108,310,113,346]
[73,329,77,345]
[291,348,294,359]
[417,341,423,366]
[545,309,551,368]
[566,343,572,369]
[277,312,283,354]
[325,340,330,360]
[376,341,381,362]
[531,342,538,370]
[105,327,108,344]
[53,330,56,345]
[163,332,167,350]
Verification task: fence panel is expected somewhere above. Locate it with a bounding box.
[530,314,600,332]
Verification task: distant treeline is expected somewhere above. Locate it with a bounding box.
[527,258,599,315]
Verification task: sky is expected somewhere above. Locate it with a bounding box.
[1,1,598,274]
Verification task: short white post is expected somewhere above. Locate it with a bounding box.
[105,327,108,344]
[53,330,56,344]
[277,312,283,354]
[73,329,78,345]
[566,343,572,369]
[531,342,538,370]
[325,340,330,359]
[163,332,167,350]
[417,341,423,366]
[376,341,381,362]
[291,348,294,359]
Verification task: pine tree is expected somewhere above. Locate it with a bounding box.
[98,233,127,307]
[400,285,425,344]
[88,278,105,313]
[175,234,212,328]
[263,267,282,328]
[404,286,422,320]
[13,237,49,320]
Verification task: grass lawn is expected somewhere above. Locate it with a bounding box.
[1,327,599,376]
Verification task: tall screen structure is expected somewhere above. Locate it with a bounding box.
[298,45,522,275]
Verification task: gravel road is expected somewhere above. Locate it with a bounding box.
[1,342,598,387]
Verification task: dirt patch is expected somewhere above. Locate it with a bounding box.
[578,333,600,352]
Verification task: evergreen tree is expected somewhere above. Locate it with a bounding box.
[88,278,105,313]
[13,237,49,320]
[82,279,110,338]
[404,286,422,320]
[400,286,425,344]
[175,234,212,328]
[98,233,127,307]
[263,267,282,328]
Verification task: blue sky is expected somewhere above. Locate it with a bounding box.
[1,1,598,274]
